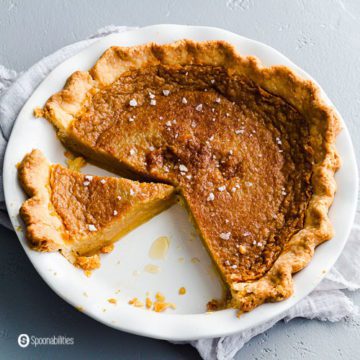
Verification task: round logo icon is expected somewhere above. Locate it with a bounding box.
[18,334,30,348]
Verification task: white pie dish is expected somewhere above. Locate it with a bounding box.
[3,24,358,341]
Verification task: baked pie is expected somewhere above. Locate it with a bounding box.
[25,40,340,313]
[19,149,175,270]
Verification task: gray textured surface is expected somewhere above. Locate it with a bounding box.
[1,0,359,359]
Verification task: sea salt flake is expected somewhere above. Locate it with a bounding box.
[149,146,155,151]
[179,164,188,172]
[182,97,188,104]
[129,99,137,107]
[207,192,215,201]
[83,181,90,186]
[162,89,170,96]
[117,196,122,200]
[100,179,106,184]
[88,224,97,232]
[129,149,136,156]
[210,79,215,84]
[195,104,203,112]
[165,121,172,127]
[149,92,155,99]
[150,99,156,106]
[129,189,135,196]
[113,210,118,216]
[85,175,93,181]
[215,98,221,103]
[245,181,253,187]
[191,121,197,128]
[220,232,231,240]
[231,264,238,269]
[218,186,226,192]
[235,129,244,135]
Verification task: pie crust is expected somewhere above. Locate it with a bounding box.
[18,149,175,270]
[39,40,341,313]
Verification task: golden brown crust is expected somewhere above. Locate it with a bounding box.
[42,40,341,313]
[18,149,176,271]
[18,149,67,252]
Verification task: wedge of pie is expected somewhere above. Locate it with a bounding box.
[18,149,175,270]
[35,40,340,313]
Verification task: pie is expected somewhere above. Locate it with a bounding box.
[32,40,340,313]
[18,149,175,270]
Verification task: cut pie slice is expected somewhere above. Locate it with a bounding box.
[39,40,341,313]
[18,149,175,270]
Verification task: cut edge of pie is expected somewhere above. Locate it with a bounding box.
[18,149,176,270]
[40,40,341,313]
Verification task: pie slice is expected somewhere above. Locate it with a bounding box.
[39,40,341,313]
[18,149,175,270]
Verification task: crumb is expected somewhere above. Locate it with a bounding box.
[153,301,176,312]
[66,156,87,171]
[129,298,144,308]
[178,287,186,295]
[76,254,101,271]
[108,298,117,305]
[33,107,44,118]
[146,297,153,309]
[155,292,165,302]
[75,306,84,312]
[100,244,114,254]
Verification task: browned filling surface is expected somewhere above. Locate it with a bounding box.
[68,65,313,283]
[49,164,173,241]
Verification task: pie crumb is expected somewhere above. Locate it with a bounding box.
[108,298,117,305]
[178,287,186,295]
[129,297,144,308]
[66,156,87,172]
[100,244,114,254]
[33,107,44,118]
[146,297,153,309]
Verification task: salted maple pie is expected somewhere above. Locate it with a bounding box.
[20,40,341,314]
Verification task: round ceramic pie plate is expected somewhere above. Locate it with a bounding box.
[3,25,358,341]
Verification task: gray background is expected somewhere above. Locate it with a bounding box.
[1,0,360,359]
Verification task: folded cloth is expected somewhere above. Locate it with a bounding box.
[0,26,359,360]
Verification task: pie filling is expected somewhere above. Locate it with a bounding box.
[64,65,313,284]
[49,164,175,258]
